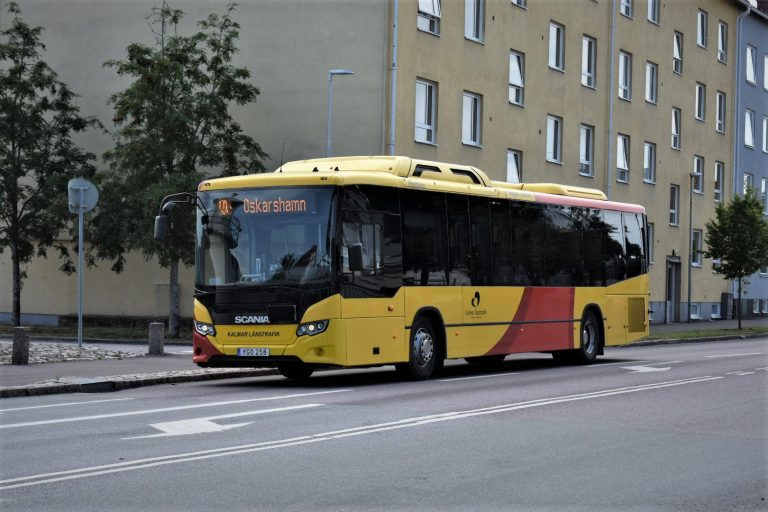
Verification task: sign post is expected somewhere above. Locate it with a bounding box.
[67,179,98,348]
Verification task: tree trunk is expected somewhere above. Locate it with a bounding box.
[11,243,21,327]
[737,279,742,330]
[168,259,180,338]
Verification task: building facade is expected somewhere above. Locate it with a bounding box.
[0,0,762,325]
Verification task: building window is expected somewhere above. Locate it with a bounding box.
[462,91,482,146]
[711,304,721,319]
[465,0,484,42]
[715,91,726,133]
[746,46,756,84]
[762,178,768,215]
[507,149,522,183]
[645,61,658,103]
[509,51,525,106]
[417,0,441,35]
[511,0,527,7]
[546,115,563,163]
[695,83,705,121]
[415,79,437,144]
[620,0,633,18]
[744,172,754,194]
[582,36,596,88]
[648,0,659,24]
[745,109,755,148]
[673,31,684,74]
[764,55,768,90]
[579,124,594,176]
[697,10,707,48]
[617,133,630,183]
[692,229,703,267]
[670,184,680,225]
[671,107,681,149]
[619,51,632,100]
[549,22,565,71]
[763,116,768,152]
[714,161,723,203]
[647,222,655,264]
[717,21,727,63]
[643,142,656,183]
[693,155,704,194]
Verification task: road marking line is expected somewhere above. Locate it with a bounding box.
[705,352,764,358]
[438,372,520,382]
[725,371,756,376]
[0,390,350,430]
[0,375,722,490]
[0,398,134,413]
[583,360,652,368]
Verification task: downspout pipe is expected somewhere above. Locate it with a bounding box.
[388,0,399,156]
[733,2,751,201]
[605,0,617,200]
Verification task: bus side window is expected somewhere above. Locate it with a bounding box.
[603,210,626,284]
[623,212,646,278]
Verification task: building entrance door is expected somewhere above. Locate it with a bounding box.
[666,258,681,323]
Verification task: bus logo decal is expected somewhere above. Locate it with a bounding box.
[471,291,481,308]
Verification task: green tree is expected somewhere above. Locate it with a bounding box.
[703,189,768,329]
[93,2,267,337]
[0,2,102,327]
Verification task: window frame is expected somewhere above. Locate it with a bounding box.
[744,172,754,194]
[763,116,768,153]
[464,0,485,43]
[461,91,482,147]
[620,0,633,19]
[761,178,768,215]
[717,21,727,63]
[549,22,565,71]
[616,133,630,183]
[715,90,726,133]
[414,79,438,145]
[671,107,681,150]
[619,51,632,101]
[417,0,442,35]
[647,0,659,24]
[579,124,595,177]
[695,82,706,121]
[693,155,704,194]
[692,229,703,267]
[745,109,755,148]
[746,46,756,84]
[673,32,684,75]
[643,141,656,184]
[645,61,658,104]
[509,51,525,106]
[581,35,597,88]
[507,149,522,183]
[546,114,563,164]
[697,10,708,49]
[714,161,724,203]
[670,184,680,226]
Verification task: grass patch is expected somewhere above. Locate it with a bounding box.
[644,326,768,341]
[0,324,192,342]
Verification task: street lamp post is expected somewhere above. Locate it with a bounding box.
[687,171,697,323]
[326,69,354,157]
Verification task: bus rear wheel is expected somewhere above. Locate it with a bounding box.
[277,362,314,380]
[553,310,601,365]
[396,317,441,380]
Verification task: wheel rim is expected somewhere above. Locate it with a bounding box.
[582,319,596,354]
[413,328,434,367]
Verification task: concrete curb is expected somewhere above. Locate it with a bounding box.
[0,368,279,398]
[625,332,766,348]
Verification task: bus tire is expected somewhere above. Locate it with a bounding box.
[277,362,314,380]
[553,310,601,365]
[397,316,439,380]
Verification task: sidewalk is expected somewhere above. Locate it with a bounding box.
[1,317,766,398]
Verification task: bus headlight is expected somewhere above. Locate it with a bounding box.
[194,320,216,337]
[296,320,329,337]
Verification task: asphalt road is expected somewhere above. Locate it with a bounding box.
[1,338,766,512]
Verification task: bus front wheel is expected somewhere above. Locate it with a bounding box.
[397,317,441,380]
[277,362,314,380]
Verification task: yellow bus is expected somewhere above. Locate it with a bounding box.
[156,156,649,380]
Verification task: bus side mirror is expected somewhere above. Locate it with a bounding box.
[154,215,168,241]
[348,243,363,272]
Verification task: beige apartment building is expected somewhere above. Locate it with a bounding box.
[0,0,746,325]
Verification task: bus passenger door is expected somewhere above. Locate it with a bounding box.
[340,211,405,366]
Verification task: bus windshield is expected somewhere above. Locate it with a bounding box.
[195,186,335,290]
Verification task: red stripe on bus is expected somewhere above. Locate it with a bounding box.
[486,287,575,355]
